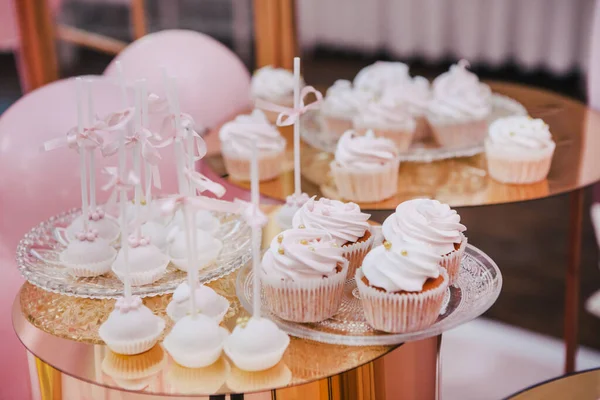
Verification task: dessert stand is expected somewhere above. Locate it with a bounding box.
[13,206,500,399]
[204,81,600,373]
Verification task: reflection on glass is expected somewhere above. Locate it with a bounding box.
[101,345,166,391]
[166,356,230,394]
[226,361,292,393]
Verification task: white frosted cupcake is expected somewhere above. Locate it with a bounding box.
[219,110,287,182]
[382,76,431,141]
[330,130,400,203]
[382,199,467,285]
[427,60,492,148]
[353,98,416,151]
[251,66,298,123]
[356,241,448,333]
[261,228,349,323]
[320,80,372,139]
[485,116,555,184]
[292,197,373,279]
[353,61,410,95]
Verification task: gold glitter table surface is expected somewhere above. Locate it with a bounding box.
[14,206,398,397]
[204,81,600,209]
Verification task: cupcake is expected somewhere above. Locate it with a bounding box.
[219,110,287,182]
[356,241,448,333]
[382,199,467,285]
[251,66,298,123]
[320,80,372,139]
[427,60,492,148]
[485,116,555,184]
[261,228,349,323]
[292,196,373,279]
[353,61,410,95]
[353,97,416,151]
[330,130,400,203]
[382,76,431,141]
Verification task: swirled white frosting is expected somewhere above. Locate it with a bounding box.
[429,60,492,120]
[362,242,442,292]
[381,76,431,116]
[292,196,371,245]
[322,80,372,118]
[334,130,398,169]
[251,66,296,102]
[219,110,286,158]
[353,61,410,94]
[488,116,554,151]
[353,98,416,131]
[261,228,348,280]
[382,199,466,255]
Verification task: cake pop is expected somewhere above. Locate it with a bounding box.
[60,228,116,277]
[166,281,229,323]
[167,228,223,272]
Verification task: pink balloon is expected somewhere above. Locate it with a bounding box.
[104,29,251,131]
[0,76,180,250]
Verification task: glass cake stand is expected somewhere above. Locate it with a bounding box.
[16,208,252,299]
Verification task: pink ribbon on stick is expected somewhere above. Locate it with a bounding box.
[254,86,323,127]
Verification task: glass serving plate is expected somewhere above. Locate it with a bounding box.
[17,208,252,299]
[237,243,502,346]
[301,93,527,162]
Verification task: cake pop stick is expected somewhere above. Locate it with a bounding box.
[76,78,90,231]
[85,79,97,210]
[133,82,143,237]
[250,142,261,319]
[141,82,153,206]
[292,57,301,196]
[183,203,199,317]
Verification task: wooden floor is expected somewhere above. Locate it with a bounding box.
[2,49,599,350]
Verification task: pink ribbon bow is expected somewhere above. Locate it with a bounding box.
[101,167,140,210]
[159,114,207,161]
[254,86,323,127]
[158,194,243,218]
[115,296,143,313]
[234,199,268,228]
[184,167,226,198]
[43,108,134,152]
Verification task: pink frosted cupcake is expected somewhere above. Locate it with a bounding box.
[427,60,492,148]
[330,130,400,203]
[382,199,467,285]
[219,110,286,182]
[353,61,410,95]
[320,80,372,139]
[251,66,298,123]
[353,98,416,151]
[485,116,555,184]
[292,196,373,279]
[382,76,431,141]
[356,241,448,333]
[261,228,349,323]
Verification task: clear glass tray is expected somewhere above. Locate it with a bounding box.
[236,242,502,346]
[301,93,527,162]
[17,208,252,299]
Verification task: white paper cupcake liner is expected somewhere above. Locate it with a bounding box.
[62,250,117,277]
[485,140,555,184]
[112,260,169,287]
[413,115,431,141]
[342,230,375,279]
[163,327,228,368]
[99,319,165,355]
[356,268,449,333]
[224,332,289,372]
[319,113,353,140]
[330,159,400,203]
[222,147,286,182]
[261,264,348,323]
[441,236,467,286]
[427,116,488,148]
[355,127,415,152]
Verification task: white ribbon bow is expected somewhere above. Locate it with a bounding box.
[101,167,140,210]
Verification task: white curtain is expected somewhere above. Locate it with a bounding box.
[297,0,594,75]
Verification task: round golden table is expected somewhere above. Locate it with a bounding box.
[507,368,600,399]
[203,82,600,373]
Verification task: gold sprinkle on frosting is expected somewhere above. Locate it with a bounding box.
[383,241,392,250]
[300,239,308,245]
[278,248,285,255]
[299,224,306,229]
[401,249,408,256]
[277,235,284,243]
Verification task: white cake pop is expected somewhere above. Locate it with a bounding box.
[224,317,290,372]
[66,208,120,243]
[275,193,309,230]
[99,296,165,355]
[168,228,223,272]
[169,209,220,234]
[163,314,229,368]
[139,220,169,251]
[166,282,229,323]
[111,235,170,286]
[60,228,116,277]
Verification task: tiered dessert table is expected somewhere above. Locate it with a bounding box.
[204,82,600,373]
